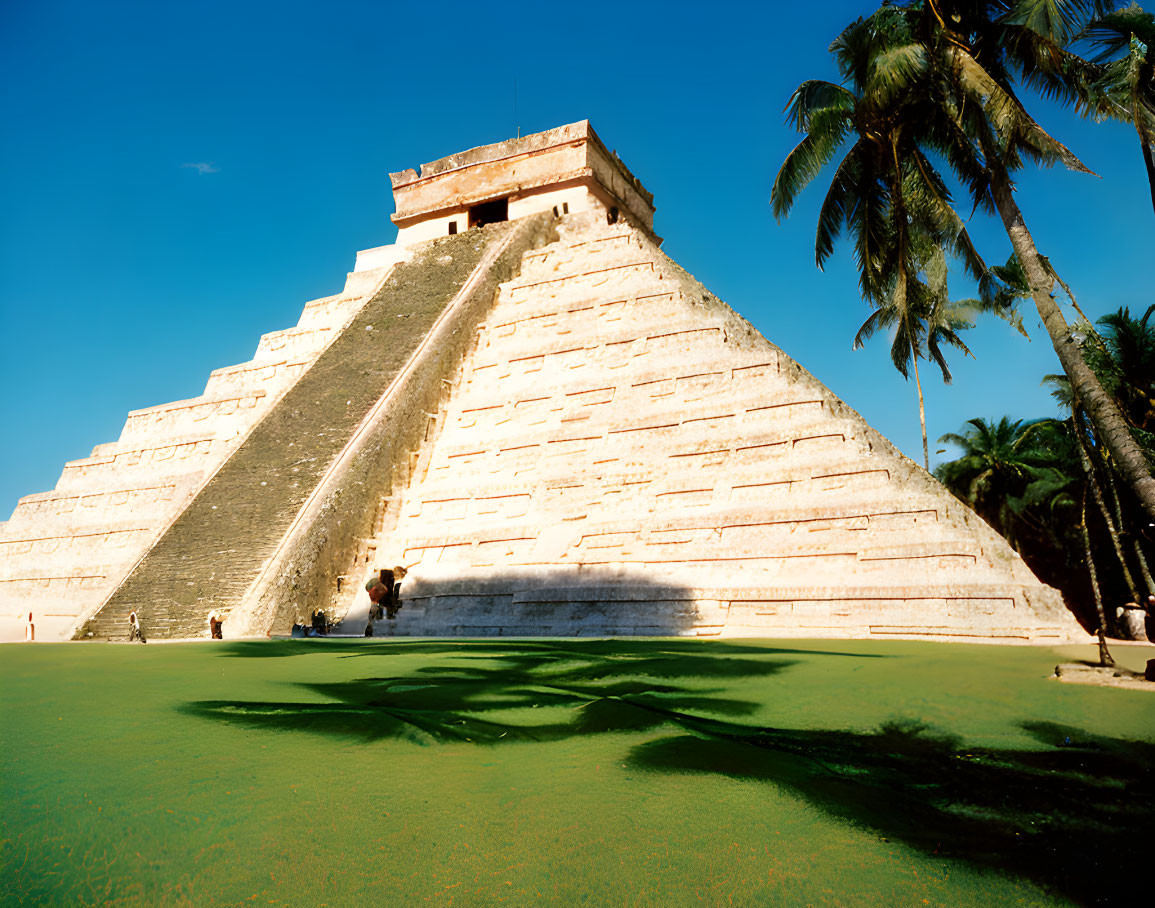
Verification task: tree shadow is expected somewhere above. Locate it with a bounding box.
[181,639,805,744]
[181,639,1150,903]
[628,718,1153,906]
[207,638,880,662]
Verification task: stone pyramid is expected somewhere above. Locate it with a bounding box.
[0,121,1086,643]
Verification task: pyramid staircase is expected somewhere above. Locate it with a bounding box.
[78,219,550,639]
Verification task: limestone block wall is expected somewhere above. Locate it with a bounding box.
[0,247,407,641]
[354,213,1083,642]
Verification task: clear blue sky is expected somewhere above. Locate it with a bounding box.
[2,0,1152,517]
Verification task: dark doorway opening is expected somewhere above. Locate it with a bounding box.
[469,198,509,229]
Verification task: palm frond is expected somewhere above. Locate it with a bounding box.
[784,80,858,132]
[771,127,851,221]
[1083,3,1155,63]
[866,43,930,107]
[853,305,892,350]
[1004,0,1106,46]
[813,141,865,267]
[947,43,1097,173]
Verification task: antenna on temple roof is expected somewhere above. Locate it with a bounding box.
[513,79,519,139]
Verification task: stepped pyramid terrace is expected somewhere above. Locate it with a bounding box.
[0,121,1089,644]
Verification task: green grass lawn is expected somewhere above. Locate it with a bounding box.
[2,638,1152,906]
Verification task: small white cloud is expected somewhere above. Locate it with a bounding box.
[182,162,220,175]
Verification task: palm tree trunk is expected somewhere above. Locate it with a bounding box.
[1081,491,1115,666]
[1133,543,1154,595]
[887,138,928,473]
[1103,458,1155,595]
[912,341,929,470]
[1139,132,1155,218]
[1137,56,1155,218]
[1074,413,1140,601]
[987,162,1155,521]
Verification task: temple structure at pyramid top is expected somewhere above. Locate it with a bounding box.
[352,121,657,276]
[0,122,1090,644]
[390,120,655,241]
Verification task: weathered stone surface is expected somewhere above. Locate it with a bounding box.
[388,121,656,249]
[341,211,1085,643]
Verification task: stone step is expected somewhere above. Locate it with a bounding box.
[443,384,827,445]
[0,519,154,557]
[404,452,898,508]
[118,390,270,443]
[253,325,335,361]
[399,473,908,530]
[4,482,183,528]
[424,411,864,474]
[374,579,1059,641]
[391,500,965,566]
[473,306,727,367]
[293,292,346,325]
[478,287,688,345]
[463,332,766,394]
[516,227,639,278]
[502,259,668,306]
[203,357,312,397]
[57,433,222,484]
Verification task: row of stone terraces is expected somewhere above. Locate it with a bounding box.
[79,225,512,641]
[0,253,396,641]
[357,215,1059,640]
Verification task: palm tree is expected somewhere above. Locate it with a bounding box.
[934,416,1065,543]
[1094,304,1155,435]
[1048,305,1155,601]
[772,12,987,470]
[776,2,1155,513]
[877,0,1155,520]
[854,241,979,468]
[1083,2,1155,215]
[1080,489,1117,663]
[937,412,1127,646]
[772,14,986,293]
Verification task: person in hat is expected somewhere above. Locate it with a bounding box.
[128,609,145,643]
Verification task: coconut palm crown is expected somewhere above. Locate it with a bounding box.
[776,0,1155,519]
[1082,2,1155,214]
[772,10,986,306]
[772,11,990,468]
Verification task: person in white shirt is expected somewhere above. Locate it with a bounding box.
[128,610,144,643]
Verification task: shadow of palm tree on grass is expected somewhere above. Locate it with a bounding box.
[183,639,1152,904]
[630,719,1153,907]
[183,640,795,744]
[208,638,872,663]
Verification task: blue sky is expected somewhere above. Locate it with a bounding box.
[2,0,1152,517]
